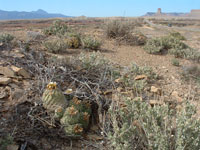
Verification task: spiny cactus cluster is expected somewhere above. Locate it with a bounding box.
[42,82,91,136]
[60,97,91,136]
[65,33,81,49]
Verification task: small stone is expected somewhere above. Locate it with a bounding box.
[117,87,123,92]
[115,78,122,83]
[0,87,9,99]
[0,66,15,77]
[134,75,147,80]
[151,86,162,95]
[11,66,30,78]
[149,100,164,106]
[0,77,11,85]
[171,91,183,103]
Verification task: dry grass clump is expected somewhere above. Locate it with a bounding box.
[105,20,147,46]
[105,20,132,39]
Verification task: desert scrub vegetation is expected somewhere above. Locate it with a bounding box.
[0,33,15,49]
[144,36,200,62]
[105,20,147,46]
[43,20,69,36]
[108,98,200,150]
[65,32,81,49]
[182,65,200,84]
[171,58,180,66]
[81,36,102,50]
[105,20,132,39]
[169,32,186,40]
[43,37,67,53]
[118,63,157,94]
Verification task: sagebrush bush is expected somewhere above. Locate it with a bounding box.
[27,31,44,41]
[108,98,200,150]
[0,33,14,45]
[144,36,200,62]
[169,32,186,40]
[182,65,200,83]
[144,36,187,54]
[78,52,110,70]
[120,63,157,93]
[43,20,68,36]
[171,58,180,66]
[81,36,102,50]
[44,37,67,53]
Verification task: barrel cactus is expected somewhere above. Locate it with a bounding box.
[65,33,81,49]
[42,82,68,119]
[60,97,91,136]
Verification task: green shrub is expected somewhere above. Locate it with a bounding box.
[108,98,200,150]
[82,36,102,50]
[144,36,200,62]
[144,36,187,54]
[182,65,200,83]
[169,32,186,40]
[43,20,68,36]
[120,64,157,92]
[78,52,110,70]
[144,37,168,54]
[0,33,14,45]
[171,58,180,66]
[44,37,67,53]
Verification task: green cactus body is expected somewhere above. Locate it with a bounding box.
[42,88,68,113]
[60,97,91,136]
[63,124,84,136]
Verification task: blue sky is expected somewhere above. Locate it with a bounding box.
[0,0,199,17]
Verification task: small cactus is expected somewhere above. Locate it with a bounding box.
[65,33,81,49]
[60,97,91,136]
[42,82,68,117]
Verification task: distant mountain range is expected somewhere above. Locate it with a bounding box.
[0,9,72,20]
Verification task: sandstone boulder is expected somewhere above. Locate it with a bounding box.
[0,77,11,85]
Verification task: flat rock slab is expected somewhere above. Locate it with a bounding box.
[0,77,11,85]
[0,66,15,77]
[11,66,30,78]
